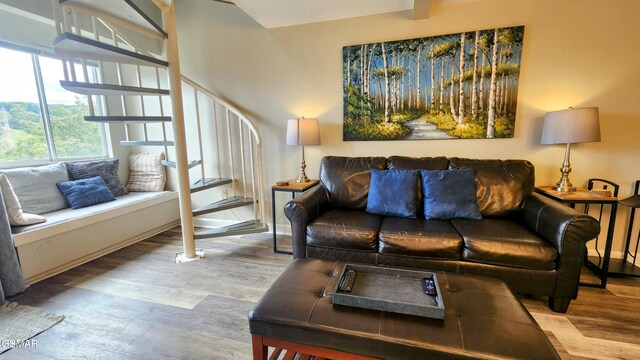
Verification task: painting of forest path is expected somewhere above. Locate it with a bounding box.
[343,26,525,141]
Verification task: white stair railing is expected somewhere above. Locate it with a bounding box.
[181,76,267,228]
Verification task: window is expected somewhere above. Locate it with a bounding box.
[0,45,107,164]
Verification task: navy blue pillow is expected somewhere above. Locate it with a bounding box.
[57,176,116,210]
[65,159,128,197]
[421,168,482,220]
[366,169,419,218]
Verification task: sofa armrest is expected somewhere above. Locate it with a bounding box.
[521,193,600,298]
[284,185,329,259]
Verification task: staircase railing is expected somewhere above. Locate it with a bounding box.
[181,76,267,228]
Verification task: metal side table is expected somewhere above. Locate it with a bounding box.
[616,180,640,277]
[271,180,319,254]
[535,178,619,288]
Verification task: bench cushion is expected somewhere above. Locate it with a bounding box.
[306,209,381,252]
[378,217,462,260]
[11,191,176,245]
[452,219,558,270]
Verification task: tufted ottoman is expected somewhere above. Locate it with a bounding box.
[248,259,559,360]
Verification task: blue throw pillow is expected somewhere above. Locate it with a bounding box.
[366,169,419,218]
[57,176,116,210]
[421,168,482,220]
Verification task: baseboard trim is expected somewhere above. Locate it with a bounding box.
[25,220,180,285]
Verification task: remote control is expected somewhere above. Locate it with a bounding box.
[423,276,437,296]
[339,270,357,292]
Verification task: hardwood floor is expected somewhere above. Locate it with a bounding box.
[3,227,640,359]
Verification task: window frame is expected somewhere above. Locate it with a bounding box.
[0,41,108,169]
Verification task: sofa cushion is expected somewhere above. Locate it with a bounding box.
[0,162,70,214]
[307,209,381,252]
[378,217,462,260]
[366,169,419,218]
[66,159,128,197]
[57,176,116,210]
[320,156,386,209]
[386,156,449,170]
[421,168,482,220]
[452,219,558,270]
[449,158,534,216]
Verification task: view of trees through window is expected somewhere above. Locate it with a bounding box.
[0,46,106,163]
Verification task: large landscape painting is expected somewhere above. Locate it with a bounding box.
[343,26,525,141]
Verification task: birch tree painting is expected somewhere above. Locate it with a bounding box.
[343,26,525,141]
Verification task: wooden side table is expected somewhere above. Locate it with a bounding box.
[535,183,618,288]
[271,179,319,254]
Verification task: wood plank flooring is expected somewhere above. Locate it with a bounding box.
[3,227,640,359]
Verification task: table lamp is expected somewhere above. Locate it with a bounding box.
[541,107,601,192]
[286,117,320,183]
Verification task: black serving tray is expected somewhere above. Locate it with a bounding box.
[332,264,445,320]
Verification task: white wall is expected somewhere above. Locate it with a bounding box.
[175,0,640,255]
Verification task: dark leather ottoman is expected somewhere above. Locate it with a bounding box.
[249,259,559,360]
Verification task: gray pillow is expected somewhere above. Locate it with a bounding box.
[65,159,128,197]
[0,162,70,214]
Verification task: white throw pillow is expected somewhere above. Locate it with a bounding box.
[0,174,46,226]
[0,162,69,214]
[127,152,166,192]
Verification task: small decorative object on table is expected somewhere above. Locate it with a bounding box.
[590,188,612,197]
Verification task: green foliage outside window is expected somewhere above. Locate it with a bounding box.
[0,101,103,161]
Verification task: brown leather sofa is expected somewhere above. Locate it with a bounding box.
[284,156,600,313]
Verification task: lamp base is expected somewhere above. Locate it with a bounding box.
[295,146,310,183]
[296,175,310,183]
[554,183,576,192]
[555,143,576,192]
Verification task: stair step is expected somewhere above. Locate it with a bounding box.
[60,81,170,96]
[85,115,171,123]
[120,140,174,147]
[193,196,255,216]
[53,32,168,67]
[161,160,201,169]
[191,178,232,193]
[194,220,269,240]
[60,0,167,38]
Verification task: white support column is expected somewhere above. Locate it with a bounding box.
[164,1,202,262]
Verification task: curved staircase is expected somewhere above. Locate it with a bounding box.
[51,0,268,262]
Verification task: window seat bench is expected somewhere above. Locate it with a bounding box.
[12,191,180,284]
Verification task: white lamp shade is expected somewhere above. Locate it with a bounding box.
[541,107,601,145]
[286,118,321,146]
